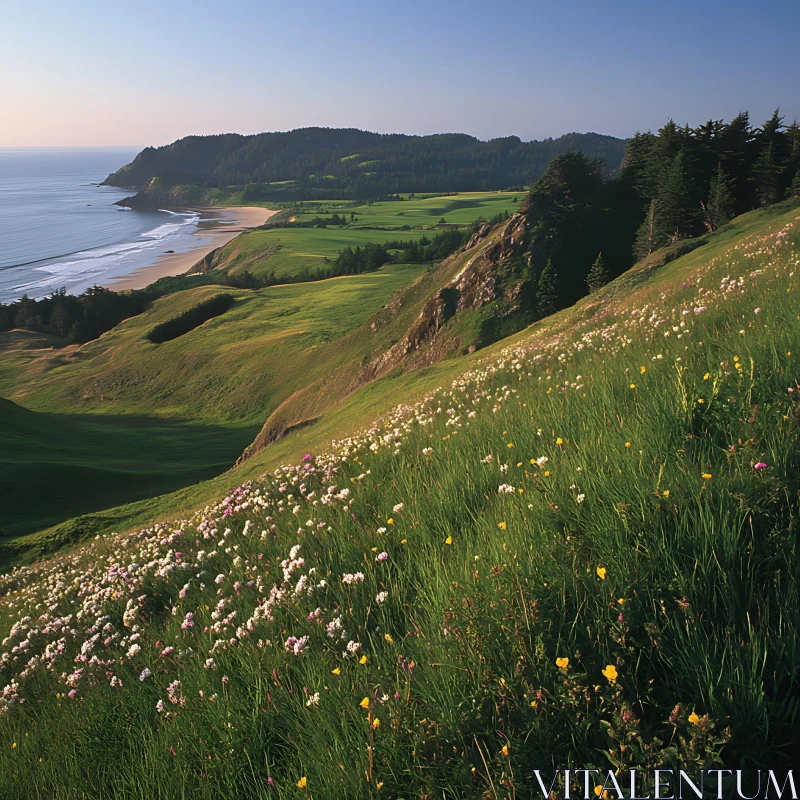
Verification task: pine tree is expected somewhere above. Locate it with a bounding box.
[750,142,783,205]
[790,169,800,199]
[586,252,609,293]
[653,151,701,243]
[633,199,657,260]
[536,258,559,317]
[48,305,70,338]
[703,164,736,231]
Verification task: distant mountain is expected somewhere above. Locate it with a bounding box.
[104,127,627,200]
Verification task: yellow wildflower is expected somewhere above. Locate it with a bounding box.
[702,473,712,480]
[359,655,368,665]
[497,521,507,530]
[688,711,700,724]
[556,657,569,669]
[596,566,607,580]
[507,442,514,448]
[640,366,646,374]
[372,717,381,729]
[703,373,711,380]
[662,490,669,497]
[601,664,618,684]
[556,437,563,445]
[387,518,394,525]
[359,697,370,709]
[400,539,407,545]
[445,536,452,545]
[332,668,341,676]
[384,633,393,644]
[297,777,308,789]
[501,743,510,756]
[630,383,636,389]
[625,442,631,448]
[544,470,551,477]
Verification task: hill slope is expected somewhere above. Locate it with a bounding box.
[104,127,626,201]
[1,200,798,795]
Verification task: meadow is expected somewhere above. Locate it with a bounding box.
[206,192,525,279]
[0,262,429,548]
[1,201,797,796]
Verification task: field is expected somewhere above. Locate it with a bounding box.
[205,191,525,279]
[0,262,438,545]
[0,201,798,796]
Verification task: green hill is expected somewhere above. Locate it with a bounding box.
[1,199,798,796]
[103,127,626,201]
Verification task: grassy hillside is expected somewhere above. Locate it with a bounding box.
[1,201,798,796]
[0,263,432,539]
[201,191,524,280]
[1,192,523,554]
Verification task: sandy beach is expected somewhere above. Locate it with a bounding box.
[104,206,277,292]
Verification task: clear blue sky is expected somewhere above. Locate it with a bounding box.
[3,0,798,146]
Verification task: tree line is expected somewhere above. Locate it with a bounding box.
[522,109,800,317]
[104,127,627,201]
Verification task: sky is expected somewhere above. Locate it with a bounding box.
[2,0,799,148]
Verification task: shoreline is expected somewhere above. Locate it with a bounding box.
[103,206,277,292]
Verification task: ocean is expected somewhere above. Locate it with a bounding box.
[0,148,208,303]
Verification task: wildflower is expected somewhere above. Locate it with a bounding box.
[556,657,569,669]
[662,490,670,498]
[640,366,646,374]
[507,442,514,448]
[625,442,631,448]
[601,664,618,684]
[702,473,712,480]
[497,521,507,530]
[359,655,368,665]
[331,668,341,676]
[392,503,404,513]
[576,494,585,504]
[139,668,152,682]
[754,462,767,470]
[306,692,320,708]
[630,383,636,389]
[445,536,453,545]
[359,697,370,709]
[375,551,389,562]
[596,566,607,580]
[688,711,700,724]
[384,633,393,644]
[372,717,380,729]
[375,591,388,604]
[386,518,394,525]
[156,699,165,713]
[400,539,407,545]
[556,437,563,445]
[297,777,307,789]
[703,373,711,380]
[501,743,510,756]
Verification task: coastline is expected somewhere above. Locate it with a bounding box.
[103,206,276,292]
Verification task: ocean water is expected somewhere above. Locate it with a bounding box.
[0,148,208,303]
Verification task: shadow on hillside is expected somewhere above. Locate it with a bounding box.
[0,398,260,544]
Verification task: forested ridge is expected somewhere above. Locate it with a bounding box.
[521,109,800,312]
[104,127,626,199]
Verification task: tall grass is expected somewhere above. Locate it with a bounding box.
[0,203,798,797]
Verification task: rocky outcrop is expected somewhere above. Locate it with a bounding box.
[361,213,527,381]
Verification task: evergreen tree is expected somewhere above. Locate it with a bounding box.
[48,305,70,338]
[536,258,559,317]
[750,142,783,205]
[790,169,800,199]
[703,164,736,231]
[653,151,700,243]
[585,252,609,293]
[633,199,658,260]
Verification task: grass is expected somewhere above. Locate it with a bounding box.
[1,192,522,557]
[0,263,430,544]
[208,191,525,279]
[0,201,798,796]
